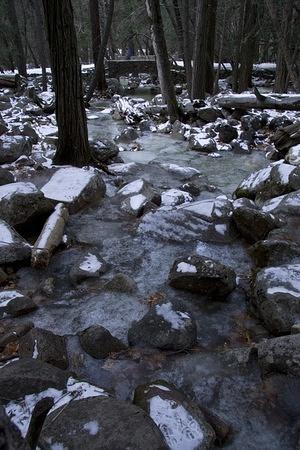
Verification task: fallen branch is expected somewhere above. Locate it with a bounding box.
[217,92,300,111]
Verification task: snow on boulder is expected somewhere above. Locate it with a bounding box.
[161,189,193,207]
[257,334,300,376]
[0,182,51,226]
[0,219,31,264]
[235,166,272,199]
[41,167,106,213]
[128,300,197,350]
[253,264,300,334]
[189,134,217,153]
[169,255,236,298]
[285,144,300,166]
[159,163,200,178]
[133,381,215,450]
[121,193,148,216]
[117,178,154,199]
[70,252,108,284]
[0,289,37,318]
[0,135,32,164]
[261,189,300,216]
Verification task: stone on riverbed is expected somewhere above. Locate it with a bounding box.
[161,188,193,207]
[217,123,238,144]
[0,168,14,186]
[133,380,215,450]
[257,334,300,376]
[169,255,236,298]
[41,167,106,213]
[0,135,32,164]
[253,264,300,334]
[0,220,31,264]
[261,189,300,217]
[70,252,108,284]
[90,138,119,163]
[121,193,149,216]
[0,182,51,226]
[249,239,300,267]
[114,126,139,143]
[117,178,154,199]
[104,273,137,293]
[189,135,217,153]
[232,207,279,243]
[285,144,300,166]
[19,327,68,369]
[40,397,168,450]
[235,166,272,199]
[79,325,126,359]
[128,300,197,350]
[0,290,37,317]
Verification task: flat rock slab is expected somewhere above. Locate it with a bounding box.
[0,220,31,264]
[41,167,106,213]
[0,182,50,226]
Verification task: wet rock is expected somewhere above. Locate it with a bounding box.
[0,120,8,136]
[253,264,300,334]
[9,123,39,144]
[0,220,31,264]
[128,301,197,350]
[256,163,300,202]
[157,121,172,134]
[235,166,272,199]
[257,334,300,376]
[19,327,68,369]
[189,135,217,153]
[197,106,221,123]
[231,139,251,154]
[0,182,50,226]
[0,321,33,350]
[232,207,279,243]
[40,397,168,450]
[117,178,154,200]
[79,325,126,359]
[115,127,139,143]
[232,197,257,211]
[104,273,137,293]
[169,255,236,298]
[159,163,200,179]
[121,194,149,216]
[261,190,300,217]
[0,168,14,186]
[249,239,300,267]
[161,188,192,207]
[5,294,38,318]
[269,116,293,132]
[171,120,187,138]
[0,135,32,164]
[0,358,68,400]
[217,123,238,143]
[285,144,300,166]
[139,119,157,132]
[134,381,215,450]
[108,162,138,175]
[0,267,7,284]
[70,252,108,284]
[90,139,119,163]
[41,167,106,213]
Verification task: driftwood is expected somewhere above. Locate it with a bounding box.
[273,121,300,153]
[0,74,21,89]
[31,203,69,268]
[217,92,300,111]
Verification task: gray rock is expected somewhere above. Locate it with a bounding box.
[0,267,7,284]
[104,273,137,293]
[169,255,236,298]
[121,193,149,216]
[79,325,126,359]
[117,178,154,200]
[269,116,293,132]
[249,239,300,267]
[197,106,221,123]
[0,358,68,400]
[115,127,139,143]
[231,139,251,154]
[5,295,38,317]
[0,135,32,164]
[261,190,300,217]
[134,380,215,450]
[19,327,68,369]
[256,163,300,202]
[253,264,300,334]
[40,397,168,450]
[189,135,217,153]
[257,334,300,376]
[217,123,238,143]
[0,182,51,226]
[9,124,39,144]
[128,300,197,350]
[90,139,119,163]
[235,166,272,199]
[0,120,8,137]
[70,252,108,284]
[0,168,14,186]
[0,220,31,264]
[285,144,300,166]
[232,207,279,243]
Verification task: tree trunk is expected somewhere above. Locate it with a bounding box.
[217,93,300,111]
[85,0,114,103]
[181,0,193,96]
[89,0,106,91]
[192,0,210,100]
[42,0,91,166]
[145,0,179,122]
[273,0,293,93]
[214,1,227,94]
[5,0,27,77]
[232,0,245,92]
[238,0,258,92]
[205,0,217,94]
[31,0,49,91]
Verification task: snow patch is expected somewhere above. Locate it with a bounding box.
[79,253,102,273]
[155,302,190,330]
[83,420,100,435]
[176,262,197,273]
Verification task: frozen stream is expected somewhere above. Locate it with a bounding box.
[15,101,299,450]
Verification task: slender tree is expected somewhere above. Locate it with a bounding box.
[29,0,49,91]
[192,0,210,99]
[42,0,91,166]
[89,0,106,91]
[5,0,27,76]
[238,0,258,92]
[145,0,179,122]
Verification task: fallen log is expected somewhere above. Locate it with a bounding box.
[31,203,69,268]
[217,93,300,111]
[273,122,300,153]
[0,74,21,89]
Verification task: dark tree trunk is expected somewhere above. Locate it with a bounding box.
[273,0,293,93]
[205,0,217,94]
[181,0,193,96]
[192,0,210,100]
[145,0,179,122]
[42,0,91,166]
[6,0,27,77]
[85,0,114,103]
[232,0,245,92]
[29,0,49,91]
[89,0,106,91]
[238,0,258,92]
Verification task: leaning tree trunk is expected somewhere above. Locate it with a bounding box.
[145,0,179,122]
[85,0,114,103]
[238,0,258,92]
[89,0,106,91]
[42,0,91,166]
[192,0,210,100]
[6,0,27,77]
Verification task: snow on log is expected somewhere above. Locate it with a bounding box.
[0,74,21,88]
[115,97,147,124]
[216,93,300,111]
[31,203,69,268]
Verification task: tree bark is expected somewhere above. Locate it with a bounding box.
[205,0,217,94]
[238,0,258,92]
[273,0,293,93]
[5,0,27,77]
[89,0,106,91]
[29,0,49,91]
[85,0,114,103]
[181,0,193,96]
[192,0,210,100]
[145,0,179,122]
[42,0,91,166]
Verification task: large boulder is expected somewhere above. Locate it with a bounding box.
[249,239,300,267]
[0,358,68,400]
[41,167,106,213]
[0,220,31,264]
[189,135,217,153]
[253,264,300,334]
[3,292,38,317]
[0,182,51,226]
[256,163,300,202]
[169,255,236,298]
[234,167,272,199]
[79,325,126,359]
[115,127,139,143]
[285,144,300,166]
[217,123,238,143]
[134,381,215,450]
[19,327,69,369]
[261,190,300,217]
[0,135,32,164]
[0,168,14,186]
[40,397,168,450]
[197,106,221,123]
[128,301,197,350]
[90,139,119,163]
[117,178,154,199]
[257,334,300,376]
[161,189,192,207]
[232,207,279,243]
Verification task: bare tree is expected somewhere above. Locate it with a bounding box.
[5,0,27,76]
[89,0,106,92]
